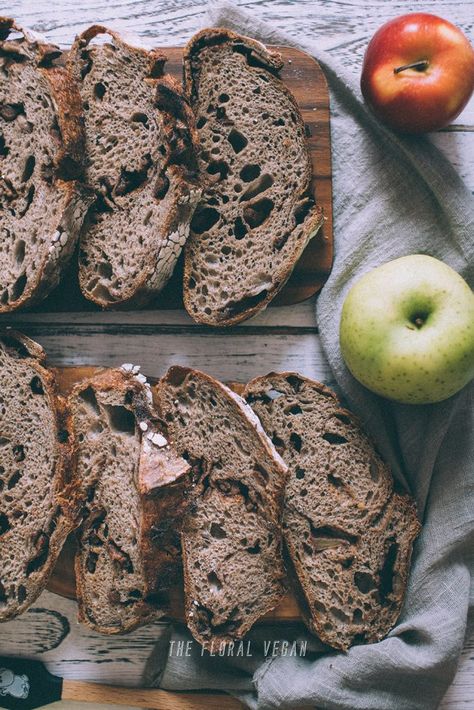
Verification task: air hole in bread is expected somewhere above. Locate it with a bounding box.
[207,160,229,181]
[295,468,305,480]
[17,585,27,603]
[86,551,98,573]
[239,164,260,182]
[12,444,25,462]
[79,386,100,415]
[18,184,35,217]
[103,404,135,435]
[224,289,268,317]
[94,82,106,99]
[11,273,27,301]
[196,116,207,129]
[234,216,247,240]
[354,571,377,594]
[271,433,285,451]
[330,606,350,624]
[0,102,25,121]
[131,112,148,126]
[322,432,348,446]
[210,522,227,539]
[154,173,169,200]
[0,513,10,536]
[14,239,26,266]
[254,464,270,482]
[247,541,261,554]
[57,429,69,443]
[227,128,247,153]
[0,581,7,604]
[7,471,21,491]
[289,432,302,452]
[379,541,399,603]
[243,198,274,229]
[191,206,220,233]
[97,261,113,279]
[285,404,302,415]
[115,155,152,196]
[21,154,35,182]
[328,473,342,488]
[207,571,222,592]
[240,174,274,202]
[0,134,8,157]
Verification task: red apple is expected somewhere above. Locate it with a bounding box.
[361,13,474,133]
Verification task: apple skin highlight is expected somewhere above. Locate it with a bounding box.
[339,255,474,404]
[361,13,474,133]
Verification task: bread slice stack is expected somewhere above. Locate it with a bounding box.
[182,29,324,325]
[155,367,289,646]
[0,330,76,621]
[244,372,421,650]
[68,366,190,633]
[68,26,201,308]
[0,18,89,312]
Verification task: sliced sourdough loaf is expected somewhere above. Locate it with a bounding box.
[244,372,421,650]
[155,366,289,647]
[68,26,201,307]
[182,29,324,325]
[0,17,89,312]
[0,330,76,621]
[69,366,190,634]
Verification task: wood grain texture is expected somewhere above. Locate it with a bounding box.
[0,1,472,709]
[62,681,244,709]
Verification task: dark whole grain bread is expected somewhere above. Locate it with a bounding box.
[0,330,76,621]
[182,29,324,326]
[68,26,201,308]
[69,365,190,634]
[0,18,90,312]
[155,366,289,647]
[244,372,421,650]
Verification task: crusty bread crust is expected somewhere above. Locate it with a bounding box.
[0,329,77,622]
[0,18,90,312]
[69,25,201,309]
[70,367,190,634]
[244,371,421,650]
[182,28,324,326]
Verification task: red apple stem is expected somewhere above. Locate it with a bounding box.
[394,59,429,74]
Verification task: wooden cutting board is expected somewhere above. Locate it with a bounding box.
[47,366,302,623]
[33,46,332,313]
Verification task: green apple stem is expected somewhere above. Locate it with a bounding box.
[394,59,429,74]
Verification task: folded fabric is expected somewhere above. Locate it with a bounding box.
[152,2,474,708]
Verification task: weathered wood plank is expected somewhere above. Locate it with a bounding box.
[2,328,332,384]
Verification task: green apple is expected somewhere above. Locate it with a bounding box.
[339,254,474,404]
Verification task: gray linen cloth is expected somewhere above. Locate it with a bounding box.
[149,3,474,708]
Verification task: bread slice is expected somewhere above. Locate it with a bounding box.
[69,366,190,634]
[244,372,421,650]
[68,26,201,307]
[155,366,289,647]
[0,330,76,621]
[0,18,90,312]
[182,29,324,325]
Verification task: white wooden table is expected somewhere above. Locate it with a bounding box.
[0,1,473,708]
